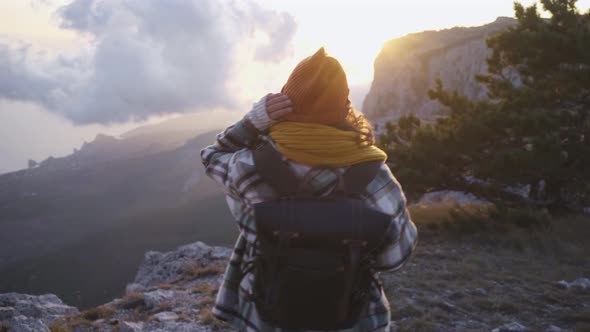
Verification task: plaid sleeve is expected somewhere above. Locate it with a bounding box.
[364,164,418,272]
[199,115,261,196]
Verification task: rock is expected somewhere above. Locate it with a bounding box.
[142,290,176,309]
[389,321,399,332]
[463,175,488,186]
[0,242,236,332]
[145,321,209,332]
[125,283,146,293]
[36,294,61,305]
[0,293,78,328]
[0,294,23,307]
[152,311,178,322]
[439,300,456,312]
[545,325,567,332]
[130,241,230,289]
[492,322,529,332]
[39,303,78,317]
[503,183,531,199]
[7,315,50,332]
[583,207,590,215]
[119,321,144,332]
[210,246,232,260]
[472,288,487,296]
[556,278,590,291]
[0,307,15,320]
[12,302,41,319]
[412,190,491,207]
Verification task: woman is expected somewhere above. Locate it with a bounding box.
[201,47,418,332]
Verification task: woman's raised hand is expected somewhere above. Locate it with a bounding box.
[266,93,292,121]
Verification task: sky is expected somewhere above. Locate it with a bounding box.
[1,0,589,174]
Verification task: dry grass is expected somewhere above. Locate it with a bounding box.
[120,307,143,322]
[149,301,175,314]
[181,262,225,281]
[0,322,11,332]
[409,201,497,235]
[78,305,116,322]
[189,283,218,295]
[156,283,177,290]
[408,202,590,257]
[64,316,95,330]
[48,321,72,332]
[409,201,554,232]
[409,202,492,225]
[197,296,215,307]
[117,291,145,310]
[177,313,191,322]
[198,307,227,330]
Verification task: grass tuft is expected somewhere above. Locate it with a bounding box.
[189,283,218,295]
[180,262,225,281]
[80,305,116,321]
[48,322,72,332]
[198,306,227,330]
[118,291,145,310]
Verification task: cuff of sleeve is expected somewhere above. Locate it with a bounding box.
[245,95,278,132]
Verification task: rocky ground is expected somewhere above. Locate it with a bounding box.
[382,240,590,331]
[1,221,589,332]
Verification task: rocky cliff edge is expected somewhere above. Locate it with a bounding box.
[0,242,233,332]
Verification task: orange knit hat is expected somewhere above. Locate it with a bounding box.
[281,47,350,125]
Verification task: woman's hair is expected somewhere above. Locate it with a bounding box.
[333,105,376,147]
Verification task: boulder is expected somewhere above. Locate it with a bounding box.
[129,241,230,290]
[119,321,144,332]
[7,315,50,332]
[556,278,590,291]
[413,190,491,207]
[0,293,78,326]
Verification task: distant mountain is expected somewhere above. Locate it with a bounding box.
[362,17,516,125]
[120,110,240,140]
[0,112,239,308]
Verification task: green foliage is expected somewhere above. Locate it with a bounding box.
[379,0,590,208]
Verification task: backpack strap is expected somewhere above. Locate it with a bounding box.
[253,143,299,196]
[339,159,382,196]
[253,142,382,197]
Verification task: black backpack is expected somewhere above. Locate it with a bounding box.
[247,142,392,330]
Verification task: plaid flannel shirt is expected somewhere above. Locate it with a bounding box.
[200,111,418,332]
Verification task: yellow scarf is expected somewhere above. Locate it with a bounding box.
[268,122,387,167]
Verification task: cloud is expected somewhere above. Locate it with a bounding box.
[0,44,57,106]
[0,0,296,124]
